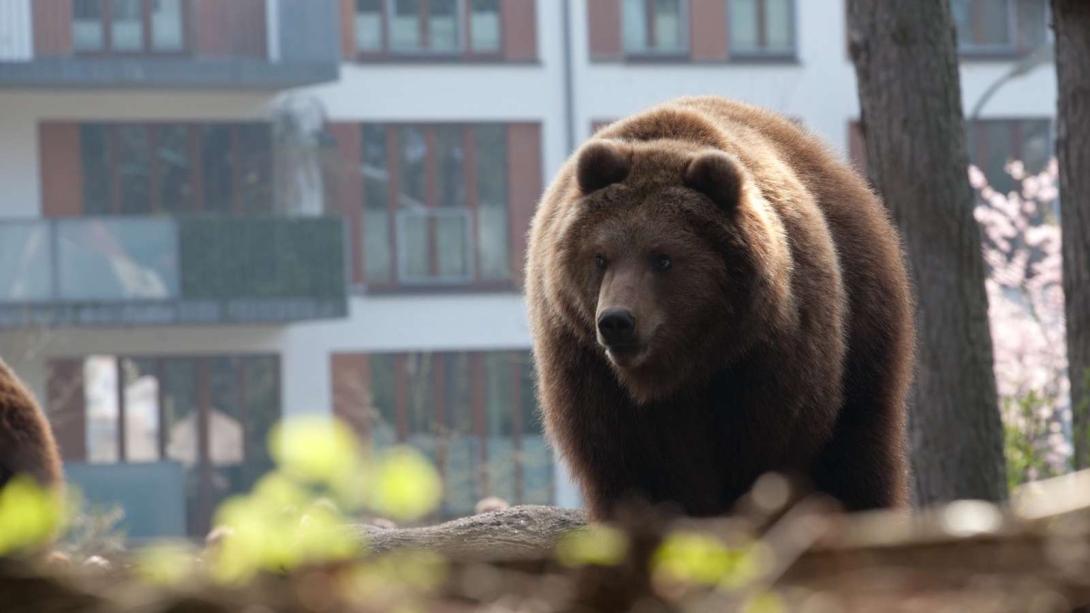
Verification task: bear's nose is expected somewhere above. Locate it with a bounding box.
[597,308,637,347]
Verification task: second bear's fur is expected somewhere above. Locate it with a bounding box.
[0,358,62,489]
[526,97,914,518]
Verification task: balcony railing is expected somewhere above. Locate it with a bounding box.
[0,0,339,89]
[0,215,347,327]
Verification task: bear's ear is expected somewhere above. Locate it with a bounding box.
[577,141,631,195]
[684,151,744,212]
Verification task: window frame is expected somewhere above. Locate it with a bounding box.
[727,0,797,60]
[72,0,192,57]
[622,0,691,59]
[55,354,281,536]
[353,0,505,61]
[952,0,1051,59]
[357,122,514,292]
[78,122,273,216]
[350,350,552,515]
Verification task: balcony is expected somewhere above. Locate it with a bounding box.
[0,0,339,89]
[0,215,348,327]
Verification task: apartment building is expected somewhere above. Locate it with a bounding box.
[0,0,1055,539]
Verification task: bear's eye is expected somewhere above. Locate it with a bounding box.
[594,254,607,271]
[652,254,672,272]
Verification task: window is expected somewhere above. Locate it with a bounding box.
[338,351,552,517]
[359,123,511,287]
[354,0,503,56]
[78,123,273,216]
[71,0,188,54]
[848,118,1052,195]
[60,354,280,536]
[951,0,1048,55]
[623,0,688,56]
[968,119,1052,195]
[729,0,794,57]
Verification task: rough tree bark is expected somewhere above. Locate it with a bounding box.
[1052,0,1090,470]
[846,1,1007,503]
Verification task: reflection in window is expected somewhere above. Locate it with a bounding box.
[57,218,179,301]
[73,0,105,51]
[0,222,52,303]
[122,358,161,462]
[117,125,151,215]
[470,0,501,52]
[729,0,795,56]
[623,0,688,55]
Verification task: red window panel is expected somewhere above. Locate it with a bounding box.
[587,0,623,60]
[39,122,85,218]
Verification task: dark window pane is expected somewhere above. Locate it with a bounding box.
[73,0,105,51]
[157,125,193,214]
[356,0,384,51]
[81,124,113,215]
[435,126,470,279]
[429,0,460,52]
[404,353,436,462]
[161,359,197,466]
[475,125,509,280]
[242,357,280,486]
[111,0,145,51]
[484,352,516,502]
[397,126,427,208]
[121,358,161,462]
[390,0,422,50]
[435,126,465,209]
[362,125,392,284]
[117,125,151,214]
[441,353,476,515]
[208,357,243,468]
[1016,0,1048,50]
[238,125,272,214]
[515,352,552,504]
[1020,120,1052,175]
[470,0,500,52]
[201,125,234,213]
[151,0,185,51]
[398,127,429,279]
[369,354,398,446]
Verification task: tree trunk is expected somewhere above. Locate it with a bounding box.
[846,0,1007,503]
[1053,0,1090,470]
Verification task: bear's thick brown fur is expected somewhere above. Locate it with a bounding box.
[0,358,62,489]
[526,97,914,518]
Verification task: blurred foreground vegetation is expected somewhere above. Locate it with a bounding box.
[3,417,1090,613]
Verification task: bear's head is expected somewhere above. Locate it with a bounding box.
[550,138,794,404]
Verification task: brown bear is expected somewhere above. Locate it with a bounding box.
[0,358,62,489]
[526,96,914,519]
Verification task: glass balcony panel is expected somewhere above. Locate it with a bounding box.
[0,221,53,302]
[57,218,179,301]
